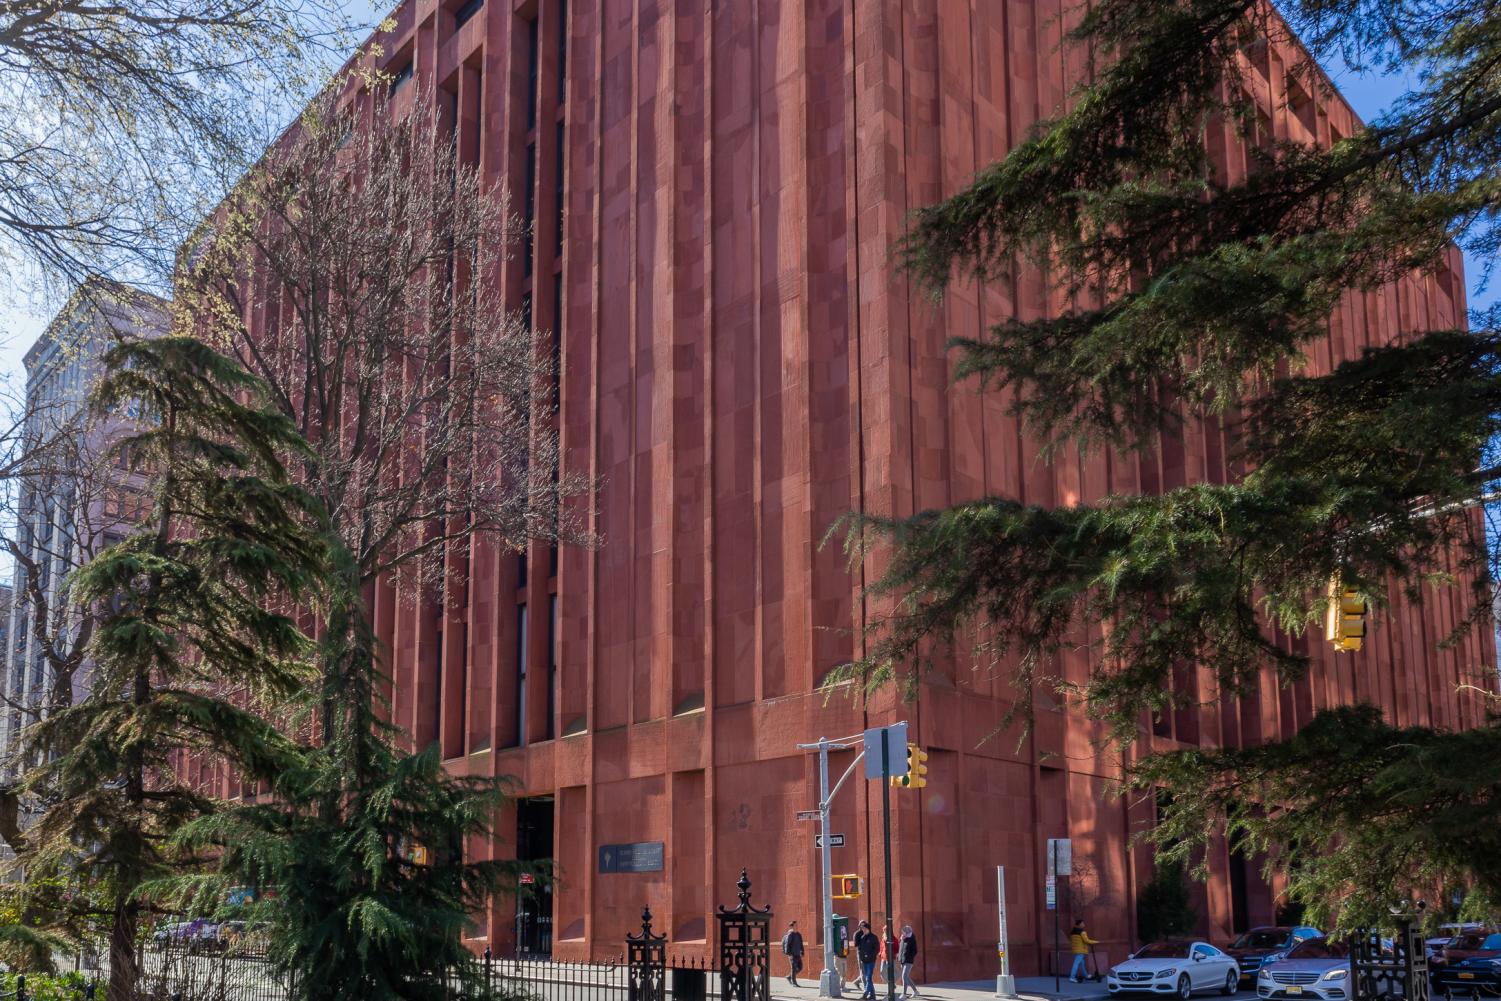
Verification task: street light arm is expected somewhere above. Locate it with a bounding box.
[823,750,866,811]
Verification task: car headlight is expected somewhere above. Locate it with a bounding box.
[1158,969,1177,978]
[1488,960,1501,970]
[1259,970,1272,981]
[1323,970,1348,981]
[1264,953,1287,965]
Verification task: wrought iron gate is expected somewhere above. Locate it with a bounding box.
[1350,918,1429,1001]
[717,870,772,1001]
[627,908,667,1001]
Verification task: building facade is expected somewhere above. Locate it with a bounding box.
[0,282,167,780]
[264,0,1492,981]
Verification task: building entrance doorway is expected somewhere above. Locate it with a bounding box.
[516,796,555,957]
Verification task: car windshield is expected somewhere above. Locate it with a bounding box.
[1483,935,1501,950]
[1454,934,1490,950]
[1288,939,1349,960]
[1232,931,1289,950]
[1136,942,1194,959]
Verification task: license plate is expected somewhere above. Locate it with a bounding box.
[1459,974,1476,980]
[1286,986,1303,994]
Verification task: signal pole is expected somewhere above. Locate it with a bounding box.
[880,729,895,1001]
[799,736,861,998]
[800,726,911,1000]
[818,740,840,998]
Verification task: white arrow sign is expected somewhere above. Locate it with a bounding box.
[815,834,846,848]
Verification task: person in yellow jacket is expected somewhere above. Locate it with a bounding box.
[1069,919,1098,982]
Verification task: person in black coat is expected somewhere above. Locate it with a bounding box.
[853,920,881,999]
[781,920,806,987]
[897,924,921,998]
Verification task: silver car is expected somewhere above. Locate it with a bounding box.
[1257,937,1352,1001]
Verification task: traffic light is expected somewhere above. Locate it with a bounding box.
[891,743,929,789]
[1325,577,1367,653]
[832,875,863,899]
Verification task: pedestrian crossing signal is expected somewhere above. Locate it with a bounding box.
[833,875,862,899]
[1325,577,1367,653]
[891,744,929,789]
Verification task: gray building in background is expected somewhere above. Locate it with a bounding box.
[0,281,168,781]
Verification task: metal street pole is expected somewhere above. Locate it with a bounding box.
[881,729,895,1001]
[995,866,1017,998]
[1053,840,1061,994]
[818,739,842,999]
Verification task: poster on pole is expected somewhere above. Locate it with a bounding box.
[1045,875,1056,910]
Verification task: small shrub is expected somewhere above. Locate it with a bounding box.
[0,971,91,1001]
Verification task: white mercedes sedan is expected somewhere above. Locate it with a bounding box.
[1108,941,1242,999]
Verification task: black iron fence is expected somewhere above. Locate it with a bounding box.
[491,953,629,1001]
[59,870,774,1001]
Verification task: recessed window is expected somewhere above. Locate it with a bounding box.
[554,121,565,250]
[557,0,568,103]
[454,0,483,29]
[525,17,539,130]
[523,142,536,275]
[390,62,414,96]
[515,603,529,745]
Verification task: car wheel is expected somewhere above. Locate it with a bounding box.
[1222,972,1237,996]
[1179,975,1193,1000]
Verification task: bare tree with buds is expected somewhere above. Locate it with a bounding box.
[174,83,592,997]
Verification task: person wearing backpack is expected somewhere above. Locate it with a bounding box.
[898,924,921,998]
[781,919,806,987]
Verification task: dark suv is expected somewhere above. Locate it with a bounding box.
[1432,930,1501,995]
[1227,927,1324,984]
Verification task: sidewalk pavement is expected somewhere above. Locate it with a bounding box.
[764,973,1112,1001]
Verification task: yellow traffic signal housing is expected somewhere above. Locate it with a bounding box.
[1325,578,1367,653]
[891,743,929,789]
[832,875,863,899]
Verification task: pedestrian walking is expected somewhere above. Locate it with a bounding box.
[1069,918,1098,983]
[853,920,881,999]
[898,924,921,998]
[781,920,806,987]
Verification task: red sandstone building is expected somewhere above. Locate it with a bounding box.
[294,0,1490,982]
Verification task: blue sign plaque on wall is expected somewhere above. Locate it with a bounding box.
[598,841,665,874]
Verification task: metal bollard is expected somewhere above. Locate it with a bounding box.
[84,984,95,1000]
[15,974,24,1001]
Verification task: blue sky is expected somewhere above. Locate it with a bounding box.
[0,19,1491,384]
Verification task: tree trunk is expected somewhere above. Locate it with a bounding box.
[107,894,138,1001]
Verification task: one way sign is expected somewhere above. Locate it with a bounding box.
[815,834,846,848]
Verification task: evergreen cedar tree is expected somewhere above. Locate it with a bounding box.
[171,85,564,1001]
[20,337,325,1001]
[837,0,1501,927]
